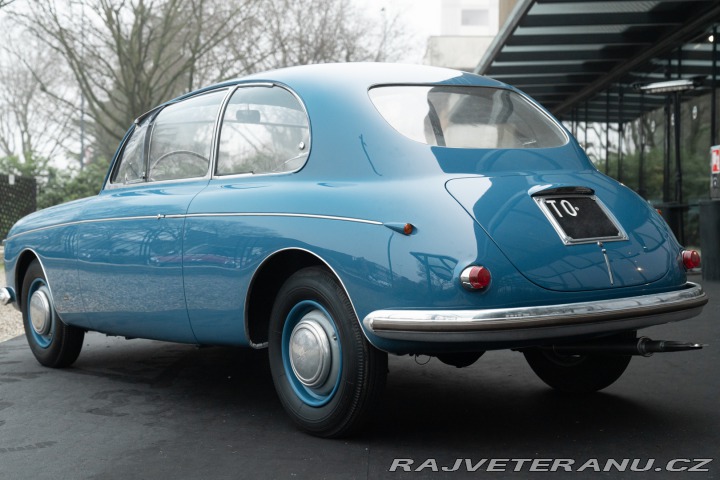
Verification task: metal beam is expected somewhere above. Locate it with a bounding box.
[487,62,617,75]
[504,31,659,47]
[645,64,717,76]
[552,3,720,116]
[474,0,534,74]
[520,85,583,94]
[675,49,716,62]
[486,74,600,86]
[491,73,650,88]
[712,26,717,146]
[520,12,683,28]
[494,48,628,63]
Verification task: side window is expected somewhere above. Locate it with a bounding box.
[147,89,227,182]
[111,117,151,184]
[217,86,309,176]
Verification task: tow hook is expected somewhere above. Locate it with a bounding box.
[541,337,707,357]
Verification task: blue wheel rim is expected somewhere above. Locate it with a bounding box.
[281,300,342,407]
[26,278,54,349]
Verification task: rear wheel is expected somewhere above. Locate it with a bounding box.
[268,267,387,437]
[21,260,84,368]
[523,334,633,393]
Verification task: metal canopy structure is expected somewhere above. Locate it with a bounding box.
[475,0,720,124]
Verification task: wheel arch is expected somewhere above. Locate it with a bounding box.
[245,248,360,349]
[14,248,46,305]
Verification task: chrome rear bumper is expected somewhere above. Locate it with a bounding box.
[362,283,707,344]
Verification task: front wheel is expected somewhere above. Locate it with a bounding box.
[523,335,634,393]
[268,267,387,437]
[21,260,84,368]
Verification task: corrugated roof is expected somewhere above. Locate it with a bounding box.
[476,0,720,123]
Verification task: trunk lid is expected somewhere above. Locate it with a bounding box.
[445,173,675,292]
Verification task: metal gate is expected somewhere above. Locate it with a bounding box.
[1,174,36,241]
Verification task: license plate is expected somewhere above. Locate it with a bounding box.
[534,195,627,245]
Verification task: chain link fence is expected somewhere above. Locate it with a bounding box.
[1,174,37,241]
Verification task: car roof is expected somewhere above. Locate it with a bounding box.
[241,62,507,88]
[172,62,511,105]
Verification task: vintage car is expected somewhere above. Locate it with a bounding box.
[0,63,708,437]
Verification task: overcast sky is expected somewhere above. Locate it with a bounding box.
[353,0,443,63]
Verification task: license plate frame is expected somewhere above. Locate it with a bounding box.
[534,194,628,245]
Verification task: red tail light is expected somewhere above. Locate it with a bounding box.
[460,266,491,290]
[682,250,701,270]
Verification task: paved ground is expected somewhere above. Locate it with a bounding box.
[0,275,718,479]
[0,261,23,342]
[0,300,22,343]
[1,252,23,343]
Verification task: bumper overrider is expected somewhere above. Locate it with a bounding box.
[362,282,707,344]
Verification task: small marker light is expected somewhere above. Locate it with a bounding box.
[460,265,491,290]
[383,222,415,235]
[682,250,701,270]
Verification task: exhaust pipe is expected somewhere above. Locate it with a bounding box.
[542,337,706,357]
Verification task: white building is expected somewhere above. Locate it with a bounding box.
[424,0,500,71]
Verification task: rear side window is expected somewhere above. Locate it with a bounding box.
[216,85,309,176]
[369,86,567,149]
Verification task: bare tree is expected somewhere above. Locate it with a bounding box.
[259,0,406,69]
[0,0,15,9]
[12,0,407,161]
[14,0,262,158]
[0,35,75,175]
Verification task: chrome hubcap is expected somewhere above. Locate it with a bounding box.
[289,316,332,388]
[29,288,52,336]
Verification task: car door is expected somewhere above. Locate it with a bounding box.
[182,84,311,345]
[76,88,228,342]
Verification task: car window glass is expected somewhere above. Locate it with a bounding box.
[369,86,567,149]
[217,86,309,175]
[147,89,226,182]
[111,117,151,184]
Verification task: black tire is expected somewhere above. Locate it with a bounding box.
[21,260,84,368]
[524,336,633,393]
[268,267,387,437]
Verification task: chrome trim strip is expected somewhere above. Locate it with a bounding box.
[362,283,707,344]
[0,287,14,306]
[174,212,382,225]
[5,215,162,240]
[209,87,235,178]
[18,249,55,312]
[600,243,615,285]
[7,213,382,241]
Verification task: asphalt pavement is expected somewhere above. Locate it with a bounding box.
[0,275,718,479]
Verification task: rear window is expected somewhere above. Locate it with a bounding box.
[368,86,567,149]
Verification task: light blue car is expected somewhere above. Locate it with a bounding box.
[1,63,708,437]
